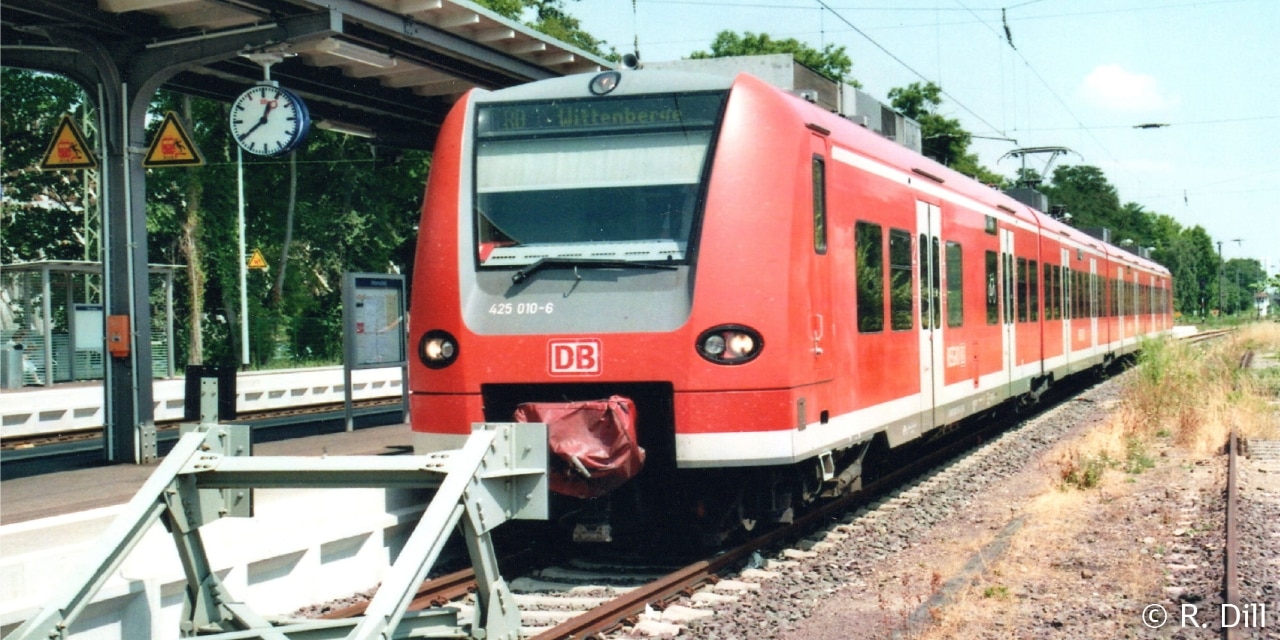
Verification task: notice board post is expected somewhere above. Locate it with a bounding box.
[342,273,408,431]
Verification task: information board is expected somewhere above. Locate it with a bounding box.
[342,273,408,431]
[345,275,406,367]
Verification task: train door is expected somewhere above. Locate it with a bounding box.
[1001,228,1016,392]
[809,135,832,380]
[1061,248,1071,369]
[917,201,942,430]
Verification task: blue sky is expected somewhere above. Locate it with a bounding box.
[567,0,1280,276]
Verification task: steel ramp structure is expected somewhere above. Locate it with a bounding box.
[4,419,547,640]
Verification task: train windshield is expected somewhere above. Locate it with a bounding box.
[473,92,726,268]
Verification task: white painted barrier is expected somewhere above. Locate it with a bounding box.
[0,366,403,439]
[0,487,429,638]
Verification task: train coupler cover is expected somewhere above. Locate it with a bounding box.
[514,395,645,499]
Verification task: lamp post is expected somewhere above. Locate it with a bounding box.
[1230,239,1243,315]
[1217,241,1223,318]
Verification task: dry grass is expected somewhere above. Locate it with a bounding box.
[1055,323,1280,490]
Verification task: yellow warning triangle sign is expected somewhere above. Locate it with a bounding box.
[144,111,204,168]
[247,248,269,270]
[40,114,97,170]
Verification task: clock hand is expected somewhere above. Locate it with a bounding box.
[238,103,275,140]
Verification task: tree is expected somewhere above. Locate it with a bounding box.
[888,81,1002,184]
[690,31,857,86]
[0,69,90,263]
[474,0,614,59]
[1039,165,1121,233]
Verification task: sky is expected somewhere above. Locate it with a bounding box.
[565,0,1280,276]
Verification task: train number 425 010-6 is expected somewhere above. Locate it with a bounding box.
[488,302,555,315]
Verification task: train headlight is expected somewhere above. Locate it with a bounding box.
[696,325,763,365]
[418,330,459,369]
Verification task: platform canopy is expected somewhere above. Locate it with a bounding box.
[1,0,611,149]
[1,0,612,464]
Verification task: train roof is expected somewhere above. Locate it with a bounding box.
[467,67,1171,278]
[468,68,733,103]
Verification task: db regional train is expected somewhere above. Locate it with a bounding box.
[408,66,1173,543]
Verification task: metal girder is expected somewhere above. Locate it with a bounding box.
[3,422,547,640]
[292,0,557,83]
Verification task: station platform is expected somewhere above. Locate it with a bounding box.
[1,421,413,526]
[1,420,434,639]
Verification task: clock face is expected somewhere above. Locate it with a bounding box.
[229,84,311,156]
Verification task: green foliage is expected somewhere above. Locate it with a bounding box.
[1040,165,1121,232]
[139,90,428,368]
[0,69,92,263]
[473,0,615,58]
[1061,452,1112,490]
[887,81,997,181]
[690,31,857,86]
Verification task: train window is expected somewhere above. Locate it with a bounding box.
[1049,265,1060,320]
[473,92,726,269]
[890,229,913,330]
[1043,265,1054,320]
[1016,257,1028,322]
[856,222,884,333]
[946,241,963,328]
[812,155,827,255]
[1029,260,1039,322]
[1073,270,1083,320]
[985,251,998,325]
[918,236,941,330]
[931,237,941,329]
[1061,266,1069,320]
[1003,253,1014,325]
[1091,273,1100,318]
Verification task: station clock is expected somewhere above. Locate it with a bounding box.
[229,84,311,156]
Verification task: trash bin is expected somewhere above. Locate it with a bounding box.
[1,349,23,389]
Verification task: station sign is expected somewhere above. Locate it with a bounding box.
[40,114,97,170]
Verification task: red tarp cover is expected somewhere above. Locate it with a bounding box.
[514,396,645,499]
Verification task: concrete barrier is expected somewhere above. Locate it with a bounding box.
[1,366,403,438]
[0,486,429,638]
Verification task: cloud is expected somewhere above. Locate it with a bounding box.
[1079,64,1178,111]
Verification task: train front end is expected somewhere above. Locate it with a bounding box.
[410,70,805,541]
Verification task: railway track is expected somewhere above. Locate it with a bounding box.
[326,370,1109,639]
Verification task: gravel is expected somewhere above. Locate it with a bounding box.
[610,374,1280,640]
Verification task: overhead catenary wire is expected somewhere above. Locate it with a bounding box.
[812,0,1008,138]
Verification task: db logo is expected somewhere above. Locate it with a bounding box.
[549,339,601,376]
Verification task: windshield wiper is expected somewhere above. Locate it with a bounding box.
[511,257,678,284]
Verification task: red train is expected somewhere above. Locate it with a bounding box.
[409,67,1173,542]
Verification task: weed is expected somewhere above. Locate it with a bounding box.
[982,585,1010,600]
[1123,436,1155,474]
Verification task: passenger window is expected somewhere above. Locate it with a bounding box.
[812,156,827,254]
[856,221,884,333]
[985,251,999,325]
[1017,257,1028,322]
[1047,265,1058,320]
[1029,260,1039,322]
[890,229,913,330]
[946,241,963,328]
